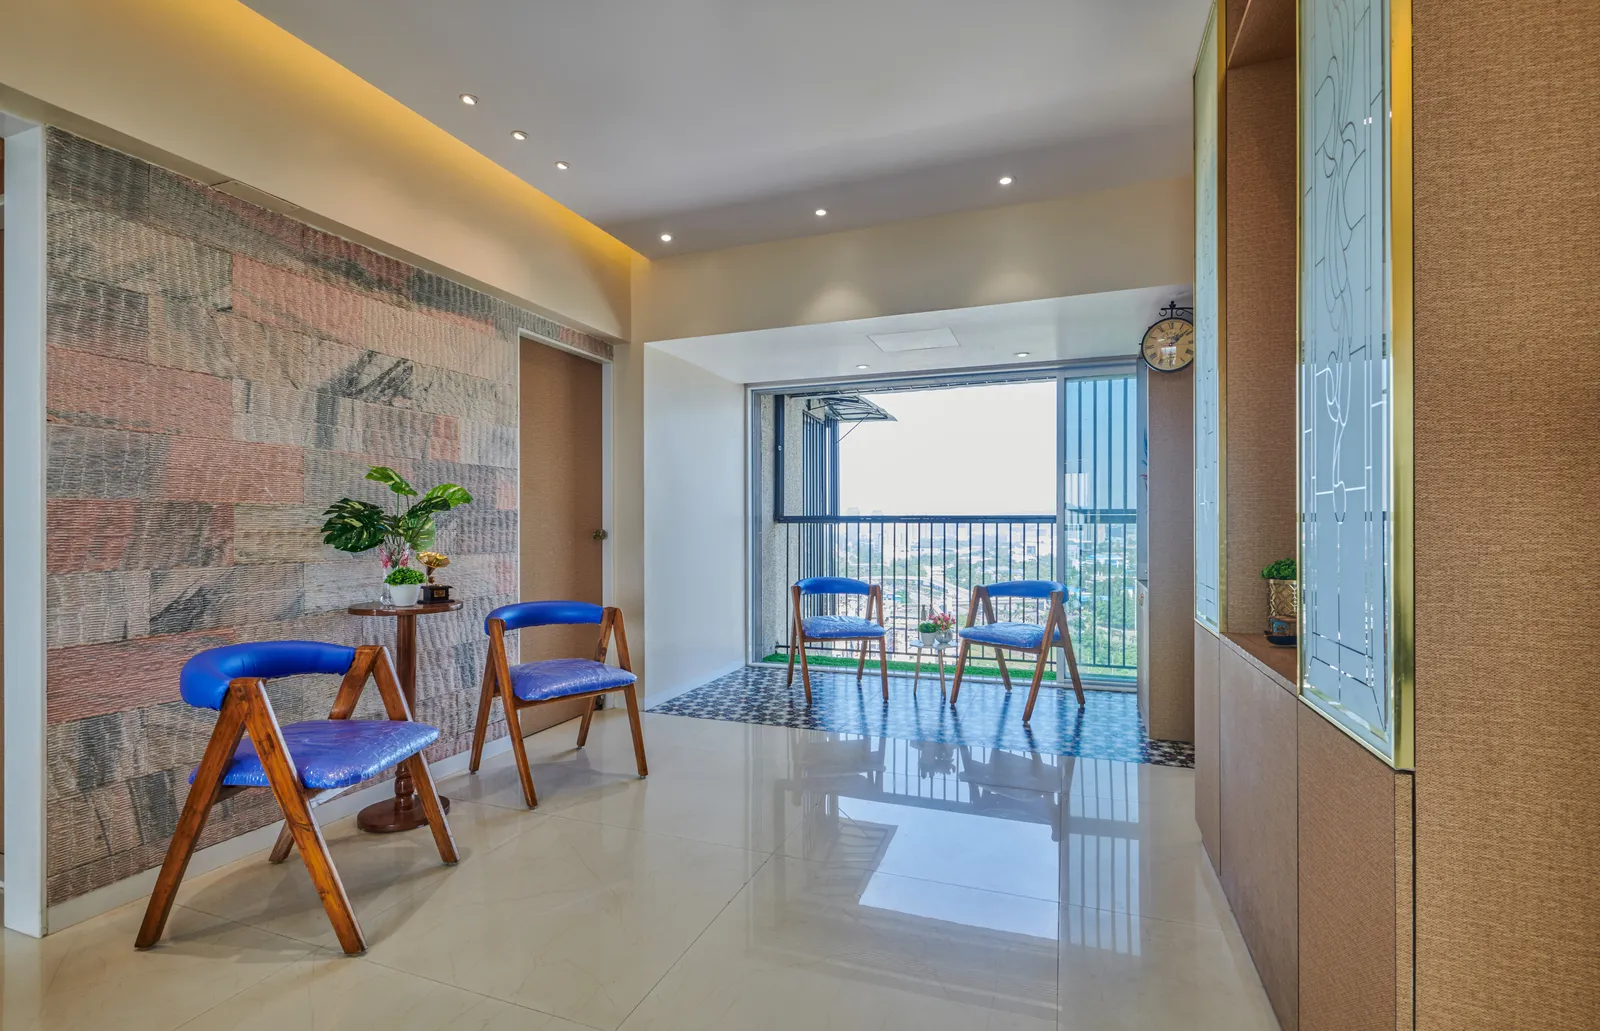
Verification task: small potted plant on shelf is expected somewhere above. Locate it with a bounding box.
[384,566,427,607]
[918,619,939,647]
[320,466,472,606]
[929,610,957,646]
[1261,557,1297,645]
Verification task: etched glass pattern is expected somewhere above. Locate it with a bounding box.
[1193,16,1222,630]
[1300,0,1396,760]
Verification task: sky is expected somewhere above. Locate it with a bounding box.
[837,382,1057,515]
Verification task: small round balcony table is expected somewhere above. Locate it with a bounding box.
[348,598,463,833]
[908,637,957,698]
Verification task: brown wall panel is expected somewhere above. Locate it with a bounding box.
[1142,366,1195,741]
[1221,57,1297,635]
[1194,622,1222,871]
[1411,2,1600,1028]
[1298,707,1406,1031]
[1219,644,1299,1031]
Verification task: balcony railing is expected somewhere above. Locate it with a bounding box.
[766,513,1137,682]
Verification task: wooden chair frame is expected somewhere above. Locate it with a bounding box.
[468,606,646,809]
[786,582,889,704]
[949,586,1086,721]
[136,645,456,956]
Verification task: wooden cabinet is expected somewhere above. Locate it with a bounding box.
[1220,639,1299,1031]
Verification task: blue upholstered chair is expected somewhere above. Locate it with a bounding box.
[136,641,456,956]
[468,601,645,809]
[950,580,1086,721]
[786,576,889,704]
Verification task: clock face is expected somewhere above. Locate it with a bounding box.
[1141,317,1196,372]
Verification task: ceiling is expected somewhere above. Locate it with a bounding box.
[651,285,1191,384]
[242,0,1210,255]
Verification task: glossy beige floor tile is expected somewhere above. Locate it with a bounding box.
[176,796,539,950]
[618,854,1060,1031]
[9,706,1276,1031]
[356,813,768,1029]
[173,947,591,1031]
[1056,907,1279,1031]
[2,903,310,1031]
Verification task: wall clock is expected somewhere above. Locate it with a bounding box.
[1141,302,1196,372]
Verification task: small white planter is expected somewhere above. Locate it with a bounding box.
[919,631,937,647]
[388,583,422,607]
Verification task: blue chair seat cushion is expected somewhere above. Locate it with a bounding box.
[801,615,887,639]
[507,658,637,703]
[959,621,1064,650]
[197,720,441,791]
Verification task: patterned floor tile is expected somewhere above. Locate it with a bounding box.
[648,665,1194,768]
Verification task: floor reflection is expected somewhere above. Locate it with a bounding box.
[775,730,1162,956]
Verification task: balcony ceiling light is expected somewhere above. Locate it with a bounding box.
[659,233,673,243]
[815,208,828,217]
[554,160,570,170]
[510,130,528,141]
[998,175,1014,186]
[855,363,870,370]
[1015,351,1031,358]
[460,93,479,105]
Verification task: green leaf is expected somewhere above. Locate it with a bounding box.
[320,499,389,553]
[385,566,427,586]
[404,483,473,521]
[397,509,437,553]
[365,466,417,497]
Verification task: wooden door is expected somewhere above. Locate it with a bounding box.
[517,340,605,733]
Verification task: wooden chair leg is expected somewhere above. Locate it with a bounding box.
[622,684,649,777]
[950,640,972,704]
[238,681,365,955]
[797,636,814,704]
[501,692,539,809]
[136,694,248,949]
[877,636,889,700]
[1062,631,1086,707]
[786,610,799,686]
[1022,648,1051,723]
[405,750,459,864]
[856,639,869,680]
[268,823,295,864]
[994,648,1014,691]
[576,697,597,747]
[468,660,496,773]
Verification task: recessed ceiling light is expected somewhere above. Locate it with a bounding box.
[510,130,528,141]
[554,160,570,170]
[459,93,479,105]
[815,208,828,217]
[1014,351,1032,358]
[659,233,673,243]
[998,175,1014,186]
[855,364,870,370]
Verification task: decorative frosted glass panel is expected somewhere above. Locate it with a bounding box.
[1193,11,1221,630]
[1300,0,1397,761]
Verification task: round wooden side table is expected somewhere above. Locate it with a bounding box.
[348,598,464,833]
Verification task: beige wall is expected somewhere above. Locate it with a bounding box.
[0,0,636,342]
[632,176,1193,342]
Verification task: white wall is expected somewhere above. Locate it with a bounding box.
[642,349,747,697]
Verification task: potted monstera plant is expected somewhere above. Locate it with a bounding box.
[320,466,472,605]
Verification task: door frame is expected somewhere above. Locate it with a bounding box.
[4,121,48,936]
[516,330,616,609]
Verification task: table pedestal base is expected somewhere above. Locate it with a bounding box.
[356,793,451,834]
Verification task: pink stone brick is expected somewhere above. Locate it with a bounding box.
[427,414,461,462]
[233,255,364,344]
[47,628,239,724]
[48,346,233,438]
[162,438,305,503]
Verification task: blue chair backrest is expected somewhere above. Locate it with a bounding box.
[795,576,871,596]
[180,641,357,711]
[985,580,1068,599]
[487,600,605,634]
